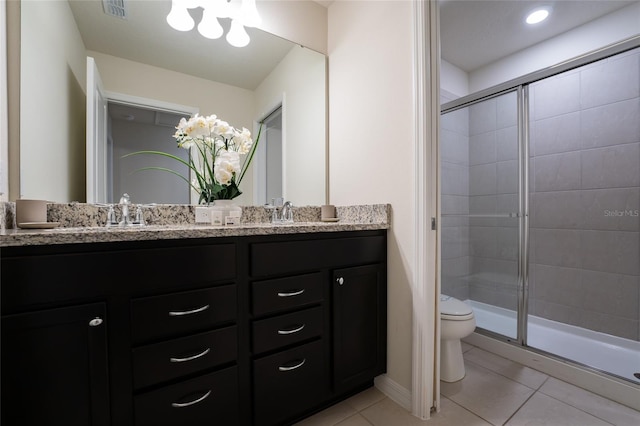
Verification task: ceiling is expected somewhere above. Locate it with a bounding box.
[68,0,296,90]
[70,0,637,87]
[439,0,638,72]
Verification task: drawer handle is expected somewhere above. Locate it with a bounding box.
[170,348,211,363]
[171,390,211,408]
[168,304,210,317]
[277,289,305,297]
[278,358,306,372]
[277,324,305,335]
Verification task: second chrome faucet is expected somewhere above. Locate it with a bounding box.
[271,199,294,224]
[106,193,145,227]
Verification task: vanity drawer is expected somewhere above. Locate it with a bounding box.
[250,235,386,277]
[253,339,326,426]
[134,366,238,426]
[252,306,323,355]
[132,326,237,389]
[131,285,236,344]
[251,272,323,316]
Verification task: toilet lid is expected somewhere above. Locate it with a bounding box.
[440,295,473,316]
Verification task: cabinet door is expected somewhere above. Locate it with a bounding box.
[332,264,386,393]
[1,303,110,426]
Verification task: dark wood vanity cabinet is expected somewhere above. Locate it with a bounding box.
[1,230,387,426]
[333,264,387,394]
[248,232,387,425]
[1,302,111,426]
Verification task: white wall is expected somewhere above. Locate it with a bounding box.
[20,0,86,202]
[470,2,640,92]
[254,46,327,206]
[440,58,469,98]
[328,0,416,394]
[257,0,328,54]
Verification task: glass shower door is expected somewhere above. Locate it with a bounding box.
[526,48,640,383]
[441,90,521,340]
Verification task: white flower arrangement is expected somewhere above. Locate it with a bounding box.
[127,113,261,204]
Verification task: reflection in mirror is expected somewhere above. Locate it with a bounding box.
[20,0,326,206]
[110,103,191,205]
[259,106,284,205]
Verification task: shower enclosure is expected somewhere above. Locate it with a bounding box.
[440,43,640,384]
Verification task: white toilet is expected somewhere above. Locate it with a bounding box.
[440,294,476,382]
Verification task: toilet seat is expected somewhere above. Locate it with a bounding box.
[440,295,474,321]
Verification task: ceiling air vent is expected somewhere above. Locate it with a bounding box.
[102,0,127,20]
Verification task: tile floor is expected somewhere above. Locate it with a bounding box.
[294,343,640,426]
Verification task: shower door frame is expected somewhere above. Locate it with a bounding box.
[441,35,640,350]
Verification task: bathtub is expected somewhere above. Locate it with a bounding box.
[466,300,640,385]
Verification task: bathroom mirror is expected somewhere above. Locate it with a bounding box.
[19,0,327,205]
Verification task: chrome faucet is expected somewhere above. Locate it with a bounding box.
[119,193,131,226]
[280,201,293,223]
[271,200,294,223]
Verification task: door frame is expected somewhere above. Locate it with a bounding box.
[87,86,198,204]
[254,94,286,205]
[411,0,440,419]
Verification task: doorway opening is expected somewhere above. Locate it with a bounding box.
[256,105,283,205]
[107,102,192,204]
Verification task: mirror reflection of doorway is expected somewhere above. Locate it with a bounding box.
[108,103,191,204]
[258,106,283,205]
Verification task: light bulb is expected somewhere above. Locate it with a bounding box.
[226,19,250,47]
[240,0,262,28]
[198,8,223,39]
[211,0,231,19]
[526,9,549,25]
[166,0,194,31]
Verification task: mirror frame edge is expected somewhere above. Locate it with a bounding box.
[6,0,20,202]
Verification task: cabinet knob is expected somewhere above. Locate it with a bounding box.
[336,277,344,285]
[89,317,103,327]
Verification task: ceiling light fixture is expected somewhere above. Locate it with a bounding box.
[526,8,550,25]
[166,0,261,48]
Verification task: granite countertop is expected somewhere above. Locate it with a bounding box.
[0,203,390,247]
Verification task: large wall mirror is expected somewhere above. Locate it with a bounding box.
[19,0,327,206]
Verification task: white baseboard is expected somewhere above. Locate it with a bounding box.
[374,374,412,411]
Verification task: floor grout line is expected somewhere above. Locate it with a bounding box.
[534,388,619,426]
[463,356,544,392]
[441,393,500,426]
[500,389,538,426]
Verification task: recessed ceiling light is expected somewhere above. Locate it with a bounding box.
[526,8,550,25]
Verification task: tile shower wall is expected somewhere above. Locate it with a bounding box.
[529,48,640,341]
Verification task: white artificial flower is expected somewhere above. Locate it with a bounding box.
[175,117,188,133]
[214,150,241,185]
[214,138,226,149]
[213,120,235,139]
[234,127,253,154]
[205,114,217,129]
[178,138,195,150]
[190,114,210,138]
[214,168,233,186]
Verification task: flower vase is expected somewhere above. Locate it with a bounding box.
[210,199,242,226]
